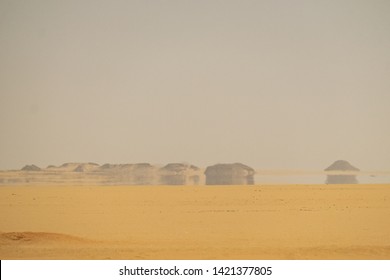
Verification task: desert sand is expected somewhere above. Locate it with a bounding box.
[1,184,389,259]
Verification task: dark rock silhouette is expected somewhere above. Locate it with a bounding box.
[324,160,360,172]
[324,160,359,184]
[159,163,200,185]
[204,163,255,185]
[21,165,41,171]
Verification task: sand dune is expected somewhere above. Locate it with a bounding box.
[0,231,85,243]
[1,184,389,259]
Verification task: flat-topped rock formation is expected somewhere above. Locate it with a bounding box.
[204,163,255,185]
[325,160,359,184]
[96,163,157,185]
[159,163,200,185]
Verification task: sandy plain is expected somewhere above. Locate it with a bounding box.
[0,184,389,259]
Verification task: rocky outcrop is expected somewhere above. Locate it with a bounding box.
[324,160,359,184]
[324,160,360,172]
[21,164,41,171]
[204,163,255,185]
[159,163,200,185]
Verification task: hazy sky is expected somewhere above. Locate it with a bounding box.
[1,0,389,170]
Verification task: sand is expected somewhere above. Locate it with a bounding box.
[0,184,389,259]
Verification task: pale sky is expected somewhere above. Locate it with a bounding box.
[1,0,389,171]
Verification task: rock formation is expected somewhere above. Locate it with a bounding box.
[204,163,255,185]
[159,163,200,185]
[324,160,360,172]
[324,160,359,184]
[21,164,41,171]
[131,163,156,185]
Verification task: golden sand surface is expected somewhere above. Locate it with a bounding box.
[0,184,389,259]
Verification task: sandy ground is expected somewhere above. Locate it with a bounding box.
[0,184,389,259]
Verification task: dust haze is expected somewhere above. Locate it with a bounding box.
[1,0,390,171]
